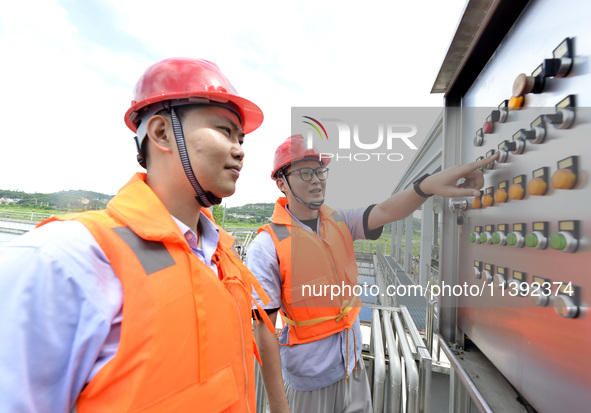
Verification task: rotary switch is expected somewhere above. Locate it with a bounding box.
[544,95,576,129]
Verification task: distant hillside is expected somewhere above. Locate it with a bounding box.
[214,203,275,226]
[0,189,113,211]
[217,203,414,234]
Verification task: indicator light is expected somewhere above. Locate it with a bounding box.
[472,197,482,209]
[525,222,548,249]
[551,169,576,189]
[480,231,493,245]
[549,221,579,253]
[482,193,493,207]
[549,233,567,250]
[492,232,506,245]
[494,189,508,203]
[527,168,549,196]
[527,178,547,196]
[551,156,578,190]
[506,233,516,245]
[508,184,525,200]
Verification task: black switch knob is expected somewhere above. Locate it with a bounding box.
[501,140,517,151]
[544,112,564,125]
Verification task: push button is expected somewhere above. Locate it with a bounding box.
[530,276,551,307]
[470,226,483,244]
[507,223,526,248]
[508,184,525,200]
[509,175,526,200]
[492,224,508,246]
[553,282,580,318]
[554,295,578,318]
[527,178,547,196]
[508,96,524,110]
[480,225,494,245]
[549,221,579,253]
[551,156,578,190]
[473,260,482,279]
[525,232,546,249]
[494,189,507,203]
[527,167,549,196]
[509,271,527,296]
[525,222,548,249]
[494,266,508,289]
[474,129,484,147]
[551,169,576,189]
[472,192,483,209]
[513,69,544,96]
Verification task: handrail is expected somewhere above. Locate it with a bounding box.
[401,306,432,413]
[381,310,402,413]
[438,335,494,413]
[376,247,398,307]
[393,311,419,413]
[371,309,386,413]
[0,209,53,222]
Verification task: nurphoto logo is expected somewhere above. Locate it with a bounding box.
[302,116,418,162]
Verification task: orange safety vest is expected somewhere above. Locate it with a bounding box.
[260,197,362,346]
[39,173,271,413]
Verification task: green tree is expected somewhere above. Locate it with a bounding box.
[212,205,224,225]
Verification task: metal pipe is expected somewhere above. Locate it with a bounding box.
[382,310,402,413]
[400,306,432,413]
[393,311,419,413]
[438,335,494,413]
[371,309,386,413]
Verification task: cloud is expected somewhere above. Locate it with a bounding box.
[0,0,467,207]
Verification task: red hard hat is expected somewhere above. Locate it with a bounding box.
[271,134,330,180]
[124,57,263,134]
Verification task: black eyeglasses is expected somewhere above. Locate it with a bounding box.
[284,167,329,182]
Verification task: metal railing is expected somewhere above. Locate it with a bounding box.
[367,306,433,413]
[375,247,398,307]
[0,209,53,222]
[354,239,391,255]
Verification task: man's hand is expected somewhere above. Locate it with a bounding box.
[421,153,498,198]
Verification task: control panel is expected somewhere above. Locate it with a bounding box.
[443,1,591,411]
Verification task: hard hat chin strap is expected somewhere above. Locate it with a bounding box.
[280,174,324,210]
[169,106,222,208]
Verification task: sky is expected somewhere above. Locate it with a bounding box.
[0,0,467,208]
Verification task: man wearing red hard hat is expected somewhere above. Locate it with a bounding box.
[248,134,497,413]
[0,57,273,412]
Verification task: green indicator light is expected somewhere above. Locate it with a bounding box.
[525,233,538,248]
[470,233,477,243]
[550,233,567,250]
[506,233,517,246]
[492,233,500,244]
[480,233,488,243]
